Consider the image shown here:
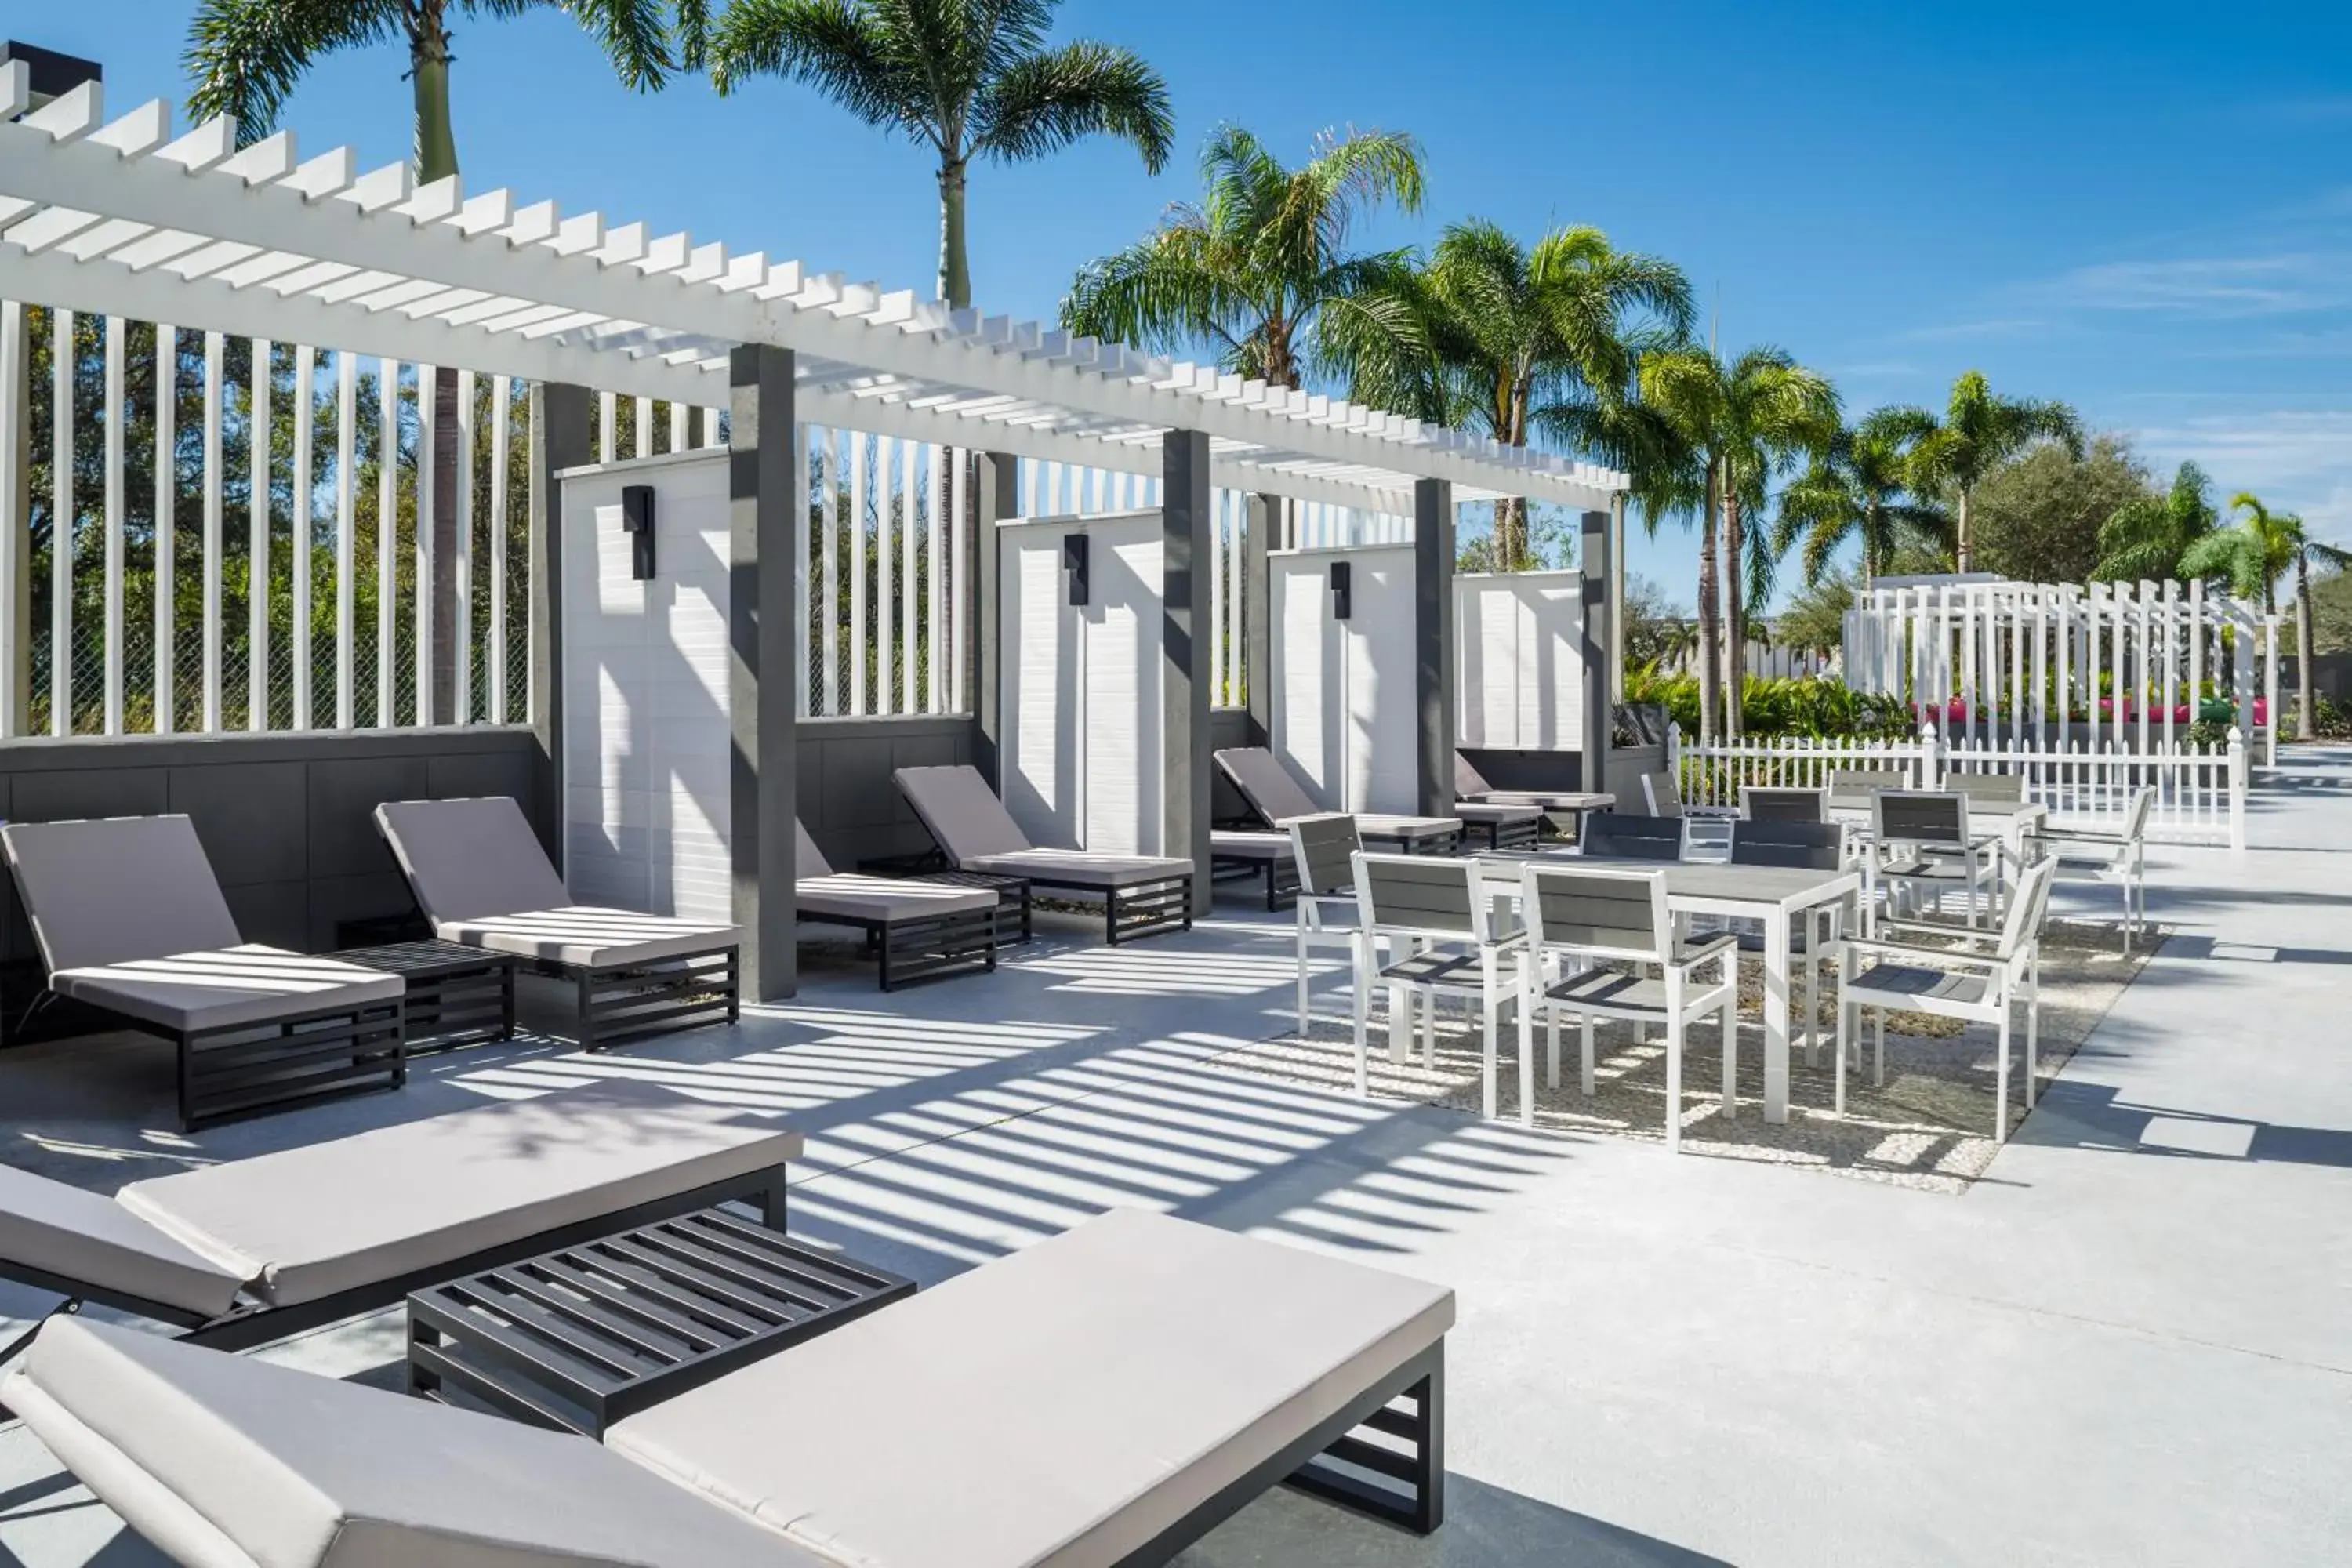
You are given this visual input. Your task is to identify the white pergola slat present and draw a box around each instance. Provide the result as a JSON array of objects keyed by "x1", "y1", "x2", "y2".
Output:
[{"x1": 0, "y1": 90, "x2": 1627, "y2": 515}]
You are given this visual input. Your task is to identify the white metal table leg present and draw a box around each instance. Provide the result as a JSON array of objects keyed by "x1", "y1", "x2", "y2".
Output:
[{"x1": 1762, "y1": 906, "x2": 1793, "y2": 1123}]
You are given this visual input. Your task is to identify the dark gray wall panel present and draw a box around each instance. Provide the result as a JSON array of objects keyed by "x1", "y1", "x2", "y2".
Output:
[
  {"x1": 170, "y1": 761, "x2": 308, "y2": 886},
  {"x1": 428, "y1": 747, "x2": 536, "y2": 804},
  {"x1": 798, "y1": 717, "x2": 977, "y2": 869},
  {"x1": 307, "y1": 756, "x2": 434, "y2": 879},
  {"x1": 223, "y1": 880, "x2": 310, "y2": 951},
  {"x1": 11, "y1": 765, "x2": 171, "y2": 824}
]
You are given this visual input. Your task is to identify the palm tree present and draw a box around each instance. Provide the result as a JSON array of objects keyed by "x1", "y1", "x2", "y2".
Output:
[
  {"x1": 2092, "y1": 461, "x2": 2219, "y2": 583},
  {"x1": 1775, "y1": 406, "x2": 1948, "y2": 589},
  {"x1": 187, "y1": 0, "x2": 704, "y2": 722},
  {"x1": 2183, "y1": 495, "x2": 2352, "y2": 738},
  {"x1": 1908, "y1": 370, "x2": 2083, "y2": 573},
  {"x1": 713, "y1": 0, "x2": 1171, "y2": 310},
  {"x1": 1639, "y1": 344, "x2": 1838, "y2": 738},
  {"x1": 1059, "y1": 125, "x2": 1426, "y2": 390}
]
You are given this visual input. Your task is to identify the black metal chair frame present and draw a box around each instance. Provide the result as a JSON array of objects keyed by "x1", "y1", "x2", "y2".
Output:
[
  {"x1": 896, "y1": 826, "x2": 1192, "y2": 946},
  {"x1": 820, "y1": 905, "x2": 998, "y2": 991},
  {"x1": 1210, "y1": 849, "x2": 1301, "y2": 911},
  {"x1": 547, "y1": 946, "x2": 739, "y2": 1054},
  {"x1": 78, "y1": 992, "x2": 412, "y2": 1134},
  {"x1": 1457, "y1": 814, "x2": 1539, "y2": 853},
  {"x1": 854, "y1": 854, "x2": 1036, "y2": 947}
]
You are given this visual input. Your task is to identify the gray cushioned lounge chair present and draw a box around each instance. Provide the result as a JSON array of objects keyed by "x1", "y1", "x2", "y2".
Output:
[
  {"x1": 0, "y1": 1082, "x2": 798, "y2": 1358},
  {"x1": 375, "y1": 797, "x2": 740, "y2": 1050},
  {"x1": 3, "y1": 1207, "x2": 1452, "y2": 1568},
  {"x1": 1213, "y1": 746, "x2": 1472, "y2": 855},
  {"x1": 891, "y1": 766, "x2": 1193, "y2": 944},
  {"x1": 794, "y1": 821, "x2": 997, "y2": 989},
  {"x1": 0, "y1": 815, "x2": 406, "y2": 1131},
  {"x1": 1207, "y1": 827, "x2": 1300, "y2": 910}
]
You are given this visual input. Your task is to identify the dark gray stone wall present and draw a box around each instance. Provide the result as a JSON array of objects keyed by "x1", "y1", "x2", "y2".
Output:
[
  {"x1": 0, "y1": 728, "x2": 543, "y2": 961},
  {"x1": 796, "y1": 716, "x2": 979, "y2": 870}
]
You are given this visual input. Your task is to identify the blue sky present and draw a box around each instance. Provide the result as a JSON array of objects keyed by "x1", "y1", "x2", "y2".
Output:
[{"x1": 35, "y1": 1, "x2": 2352, "y2": 607}]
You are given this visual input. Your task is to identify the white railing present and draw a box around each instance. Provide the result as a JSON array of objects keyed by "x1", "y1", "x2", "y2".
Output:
[{"x1": 1670, "y1": 721, "x2": 2248, "y2": 848}]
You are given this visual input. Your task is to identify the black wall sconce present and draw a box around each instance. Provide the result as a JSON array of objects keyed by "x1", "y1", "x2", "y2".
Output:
[
  {"x1": 1329, "y1": 560, "x2": 1352, "y2": 620},
  {"x1": 620, "y1": 485, "x2": 656, "y2": 581},
  {"x1": 1063, "y1": 532, "x2": 1090, "y2": 606}
]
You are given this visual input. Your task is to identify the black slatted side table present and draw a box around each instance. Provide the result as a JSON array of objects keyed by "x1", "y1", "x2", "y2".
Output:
[
  {"x1": 406, "y1": 1207, "x2": 915, "y2": 1436},
  {"x1": 330, "y1": 940, "x2": 517, "y2": 1055}
]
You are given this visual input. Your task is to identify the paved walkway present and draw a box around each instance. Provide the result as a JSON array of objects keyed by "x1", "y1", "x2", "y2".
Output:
[{"x1": 3, "y1": 750, "x2": 2348, "y2": 1566}]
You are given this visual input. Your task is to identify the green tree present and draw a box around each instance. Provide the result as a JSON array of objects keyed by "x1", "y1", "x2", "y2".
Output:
[
  {"x1": 2183, "y1": 495, "x2": 2352, "y2": 737},
  {"x1": 1330, "y1": 223, "x2": 1690, "y2": 569},
  {"x1": 1636, "y1": 343, "x2": 1838, "y2": 739},
  {"x1": 1966, "y1": 434, "x2": 2152, "y2": 584},
  {"x1": 1059, "y1": 125, "x2": 1425, "y2": 390},
  {"x1": 187, "y1": 0, "x2": 703, "y2": 721},
  {"x1": 2093, "y1": 460, "x2": 2220, "y2": 583},
  {"x1": 710, "y1": 0, "x2": 1171, "y2": 310},
  {"x1": 1908, "y1": 370, "x2": 2084, "y2": 573},
  {"x1": 1774, "y1": 405, "x2": 1947, "y2": 588},
  {"x1": 1773, "y1": 568, "x2": 1856, "y2": 656}
]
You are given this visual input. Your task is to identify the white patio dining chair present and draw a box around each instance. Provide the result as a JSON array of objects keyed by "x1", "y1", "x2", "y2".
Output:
[
  {"x1": 1349, "y1": 851, "x2": 1527, "y2": 1120},
  {"x1": 1286, "y1": 814, "x2": 1365, "y2": 1026},
  {"x1": 2026, "y1": 785, "x2": 2154, "y2": 953},
  {"x1": 1513, "y1": 863, "x2": 1738, "y2": 1149},
  {"x1": 1835, "y1": 854, "x2": 2058, "y2": 1143},
  {"x1": 1640, "y1": 769, "x2": 1737, "y2": 859},
  {"x1": 1865, "y1": 790, "x2": 2001, "y2": 931}
]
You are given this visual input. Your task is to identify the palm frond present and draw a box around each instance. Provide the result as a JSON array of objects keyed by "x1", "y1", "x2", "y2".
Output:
[
  {"x1": 184, "y1": 0, "x2": 400, "y2": 141},
  {"x1": 973, "y1": 38, "x2": 1171, "y2": 170},
  {"x1": 709, "y1": 0, "x2": 926, "y2": 139}
]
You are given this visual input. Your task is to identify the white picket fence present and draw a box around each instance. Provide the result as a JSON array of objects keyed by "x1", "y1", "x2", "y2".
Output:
[{"x1": 1669, "y1": 722, "x2": 2247, "y2": 848}]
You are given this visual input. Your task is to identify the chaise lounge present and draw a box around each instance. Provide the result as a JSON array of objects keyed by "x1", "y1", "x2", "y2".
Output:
[
  {"x1": 0, "y1": 815, "x2": 407, "y2": 1132},
  {"x1": 1214, "y1": 746, "x2": 1483, "y2": 855},
  {"x1": 0, "y1": 1081, "x2": 798, "y2": 1359},
  {"x1": 892, "y1": 765, "x2": 1195, "y2": 944},
  {"x1": 2, "y1": 1207, "x2": 1453, "y2": 1568},
  {"x1": 375, "y1": 797, "x2": 740, "y2": 1051},
  {"x1": 794, "y1": 821, "x2": 999, "y2": 989}
]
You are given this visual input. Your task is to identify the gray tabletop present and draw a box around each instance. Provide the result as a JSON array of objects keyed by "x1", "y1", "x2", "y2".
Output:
[{"x1": 1475, "y1": 854, "x2": 1856, "y2": 909}]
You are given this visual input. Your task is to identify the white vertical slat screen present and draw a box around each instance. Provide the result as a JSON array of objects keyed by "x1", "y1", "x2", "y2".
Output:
[
  {"x1": 102, "y1": 315, "x2": 125, "y2": 734},
  {"x1": 154, "y1": 325, "x2": 175, "y2": 734},
  {"x1": 376, "y1": 359, "x2": 397, "y2": 726},
  {"x1": 416, "y1": 362, "x2": 436, "y2": 727},
  {"x1": 50, "y1": 307, "x2": 73, "y2": 736},
  {"x1": 488, "y1": 373, "x2": 510, "y2": 726},
  {"x1": 245, "y1": 337, "x2": 269, "y2": 731},
  {"x1": 0, "y1": 303, "x2": 24, "y2": 739},
  {"x1": 334, "y1": 350, "x2": 357, "y2": 729},
  {"x1": 454, "y1": 368, "x2": 475, "y2": 725},
  {"x1": 292, "y1": 344, "x2": 313, "y2": 731},
  {"x1": 200, "y1": 329, "x2": 223, "y2": 733}
]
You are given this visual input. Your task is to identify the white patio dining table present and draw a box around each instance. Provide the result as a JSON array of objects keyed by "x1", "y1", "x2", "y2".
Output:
[{"x1": 1474, "y1": 854, "x2": 1862, "y2": 1125}]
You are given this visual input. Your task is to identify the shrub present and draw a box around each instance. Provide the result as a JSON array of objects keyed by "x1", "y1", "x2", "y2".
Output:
[{"x1": 1621, "y1": 668, "x2": 1918, "y2": 741}]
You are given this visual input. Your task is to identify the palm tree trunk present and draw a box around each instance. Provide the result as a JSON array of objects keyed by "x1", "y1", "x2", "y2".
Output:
[
  {"x1": 1955, "y1": 485, "x2": 1972, "y2": 574},
  {"x1": 1695, "y1": 466, "x2": 1722, "y2": 743},
  {"x1": 1722, "y1": 485, "x2": 1745, "y2": 739},
  {"x1": 2296, "y1": 553, "x2": 2314, "y2": 740},
  {"x1": 412, "y1": 16, "x2": 460, "y2": 721},
  {"x1": 938, "y1": 157, "x2": 971, "y2": 310}
]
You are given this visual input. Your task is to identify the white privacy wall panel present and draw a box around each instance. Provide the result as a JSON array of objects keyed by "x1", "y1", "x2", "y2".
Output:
[
  {"x1": 1455, "y1": 571, "x2": 1584, "y2": 749},
  {"x1": 560, "y1": 450, "x2": 735, "y2": 926},
  {"x1": 999, "y1": 510, "x2": 1165, "y2": 855},
  {"x1": 1270, "y1": 545, "x2": 1417, "y2": 815}
]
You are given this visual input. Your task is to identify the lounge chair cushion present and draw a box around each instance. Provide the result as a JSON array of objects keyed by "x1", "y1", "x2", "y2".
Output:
[
  {"x1": 0, "y1": 1316, "x2": 818, "y2": 1568},
  {"x1": 608, "y1": 1207, "x2": 1454, "y2": 1568},
  {"x1": 892, "y1": 765, "x2": 1034, "y2": 862},
  {"x1": 435, "y1": 906, "x2": 742, "y2": 969},
  {"x1": 795, "y1": 874, "x2": 996, "y2": 926},
  {"x1": 1454, "y1": 802, "x2": 1541, "y2": 827},
  {"x1": 113, "y1": 1083, "x2": 801, "y2": 1308},
  {"x1": 960, "y1": 849, "x2": 1194, "y2": 889},
  {"x1": 1208, "y1": 829, "x2": 1290, "y2": 861},
  {"x1": 51, "y1": 946, "x2": 404, "y2": 1034},
  {"x1": 0, "y1": 1166, "x2": 245, "y2": 1320},
  {"x1": 373, "y1": 797, "x2": 572, "y2": 923},
  {"x1": 1, "y1": 815, "x2": 242, "y2": 975},
  {"x1": 1212, "y1": 746, "x2": 1325, "y2": 822},
  {"x1": 793, "y1": 819, "x2": 833, "y2": 879},
  {"x1": 1354, "y1": 814, "x2": 1462, "y2": 841}
]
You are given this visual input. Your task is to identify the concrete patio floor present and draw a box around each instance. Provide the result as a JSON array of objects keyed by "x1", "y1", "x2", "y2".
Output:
[{"x1": 4, "y1": 750, "x2": 2349, "y2": 1567}]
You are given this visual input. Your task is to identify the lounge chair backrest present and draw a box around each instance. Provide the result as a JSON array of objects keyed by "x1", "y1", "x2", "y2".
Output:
[
  {"x1": 0, "y1": 815, "x2": 241, "y2": 975},
  {"x1": 891, "y1": 765, "x2": 1033, "y2": 862},
  {"x1": 0, "y1": 1163, "x2": 248, "y2": 1319},
  {"x1": 1214, "y1": 746, "x2": 1323, "y2": 823},
  {"x1": 1828, "y1": 768, "x2": 1911, "y2": 799},
  {"x1": 1454, "y1": 753, "x2": 1494, "y2": 798},
  {"x1": 1872, "y1": 790, "x2": 1970, "y2": 850},
  {"x1": 1518, "y1": 864, "x2": 1670, "y2": 964},
  {"x1": 1351, "y1": 851, "x2": 1491, "y2": 943},
  {"x1": 1639, "y1": 770, "x2": 1684, "y2": 818},
  {"x1": 1947, "y1": 771, "x2": 2025, "y2": 806},
  {"x1": 794, "y1": 818, "x2": 833, "y2": 879},
  {"x1": 1731, "y1": 819, "x2": 1844, "y2": 870},
  {"x1": 1995, "y1": 855, "x2": 2059, "y2": 960},
  {"x1": 1287, "y1": 814, "x2": 1361, "y2": 897},
  {"x1": 1742, "y1": 786, "x2": 1827, "y2": 824},
  {"x1": 374, "y1": 797, "x2": 571, "y2": 924},
  {"x1": 0, "y1": 1316, "x2": 823, "y2": 1568},
  {"x1": 1579, "y1": 812, "x2": 1683, "y2": 862}
]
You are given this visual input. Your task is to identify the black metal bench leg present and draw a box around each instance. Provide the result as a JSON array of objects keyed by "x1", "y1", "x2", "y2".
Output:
[{"x1": 1286, "y1": 1347, "x2": 1445, "y2": 1535}]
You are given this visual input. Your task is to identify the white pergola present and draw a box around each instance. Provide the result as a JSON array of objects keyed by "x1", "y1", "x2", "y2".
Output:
[{"x1": 0, "y1": 74, "x2": 1628, "y2": 516}]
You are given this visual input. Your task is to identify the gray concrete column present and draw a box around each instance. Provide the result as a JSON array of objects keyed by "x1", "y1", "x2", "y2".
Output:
[
  {"x1": 527, "y1": 382, "x2": 592, "y2": 861},
  {"x1": 1581, "y1": 508, "x2": 1615, "y2": 791},
  {"x1": 971, "y1": 452, "x2": 1018, "y2": 786},
  {"x1": 729, "y1": 344, "x2": 797, "y2": 1001},
  {"x1": 1414, "y1": 477, "x2": 1457, "y2": 818},
  {"x1": 1164, "y1": 430, "x2": 1214, "y2": 913},
  {"x1": 1243, "y1": 493, "x2": 1276, "y2": 743}
]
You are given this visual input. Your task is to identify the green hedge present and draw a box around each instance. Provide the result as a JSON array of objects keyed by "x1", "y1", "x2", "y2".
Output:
[{"x1": 1624, "y1": 669, "x2": 1917, "y2": 741}]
